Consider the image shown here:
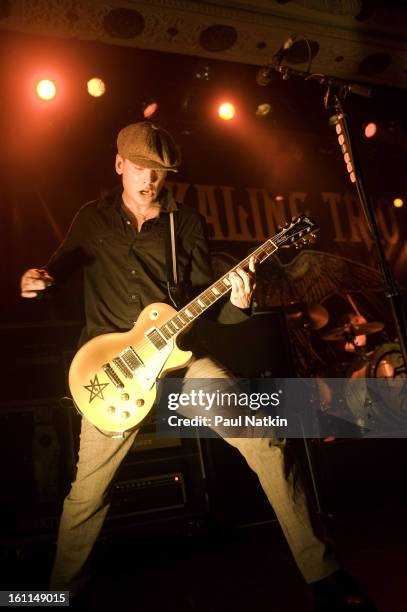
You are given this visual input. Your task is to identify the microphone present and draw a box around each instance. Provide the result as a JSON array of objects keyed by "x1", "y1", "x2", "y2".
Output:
[
  {"x1": 346, "y1": 83, "x2": 372, "y2": 98},
  {"x1": 256, "y1": 35, "x2": 297, "y2": 86}
]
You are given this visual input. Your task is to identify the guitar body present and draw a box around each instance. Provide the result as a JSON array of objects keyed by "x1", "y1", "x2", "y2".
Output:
[{"x1": 69, "y1": 302, "x2": 193, "y2": 433}]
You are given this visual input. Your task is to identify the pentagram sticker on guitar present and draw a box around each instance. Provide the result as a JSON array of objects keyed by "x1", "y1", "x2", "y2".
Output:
[{"x1": 84, "y1": 374, "x2": 109, "y2": 403}]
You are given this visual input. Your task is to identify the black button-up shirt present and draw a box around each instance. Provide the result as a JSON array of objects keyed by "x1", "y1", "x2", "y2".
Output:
[{"x1": 46, "y1": 186, "x2": 247, "y2": 346}]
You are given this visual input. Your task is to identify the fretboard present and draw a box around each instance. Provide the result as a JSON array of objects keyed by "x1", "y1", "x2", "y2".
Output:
[{"x1": 158, "y1": 238, "x2": 278, "y2": 340}]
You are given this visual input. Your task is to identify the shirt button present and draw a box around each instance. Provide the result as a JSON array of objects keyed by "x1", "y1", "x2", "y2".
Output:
[
  {"x1": 131, "y1": 295, "x2": 137, "y2": 300},
  {"x1": 131, "y1": 270, "x2": 136, "y2": 275}
]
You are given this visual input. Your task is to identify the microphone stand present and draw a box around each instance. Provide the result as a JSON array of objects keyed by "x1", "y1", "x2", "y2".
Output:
[{"x1": 271, "y1": 62, "x2": 407, "y2": 370}]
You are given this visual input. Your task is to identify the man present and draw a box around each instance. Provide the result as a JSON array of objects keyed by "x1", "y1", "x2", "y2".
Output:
[{"x1": 21, "y1": 122, "x2": 375, "y2": 611}]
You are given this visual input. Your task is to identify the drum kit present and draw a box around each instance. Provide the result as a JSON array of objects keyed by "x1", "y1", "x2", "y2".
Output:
[
  {"x1": 285, "y1": 300, "x2": 405, "y2": 378},
  {"x1": 285, "y1": 299, "x2": 407, "y2": 433}
]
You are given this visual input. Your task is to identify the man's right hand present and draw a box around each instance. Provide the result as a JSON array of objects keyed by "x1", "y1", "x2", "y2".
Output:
[{"x1": 20, "y1": 268, "x2": 55, "y2": 298}]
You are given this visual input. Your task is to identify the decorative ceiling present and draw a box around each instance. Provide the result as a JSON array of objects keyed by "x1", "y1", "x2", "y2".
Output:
[{"x1": 1, "y1": 0, "x2": 406, "y2": 89}]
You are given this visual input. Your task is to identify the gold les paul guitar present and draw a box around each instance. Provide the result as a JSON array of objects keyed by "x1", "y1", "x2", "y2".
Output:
[{"x1": 69, "y1": 215, "x2": 318, "y2": 434}]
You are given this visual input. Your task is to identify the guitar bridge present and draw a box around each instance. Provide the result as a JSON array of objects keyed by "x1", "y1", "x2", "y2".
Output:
[{"x1": 121, "y1": 347, "x2": 143, "y2": 371}]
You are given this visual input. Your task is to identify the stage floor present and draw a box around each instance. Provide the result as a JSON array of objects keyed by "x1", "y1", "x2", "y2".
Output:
[{"x1": 2, "y1": 504, "x2": 406, "y2": 611}]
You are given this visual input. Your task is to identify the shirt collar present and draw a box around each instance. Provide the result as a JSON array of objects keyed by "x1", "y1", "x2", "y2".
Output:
[
  {"x1": 159, "y1": 187, "x2": 178, "y2": 212},
  {"x1": 98, "y1": 185, "x2": 178, "y2": 213}
]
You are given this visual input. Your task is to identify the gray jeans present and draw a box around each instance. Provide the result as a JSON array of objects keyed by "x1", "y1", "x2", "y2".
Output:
[{"x1": 50, "y1": 357, "x2": 339, "y2": 594}]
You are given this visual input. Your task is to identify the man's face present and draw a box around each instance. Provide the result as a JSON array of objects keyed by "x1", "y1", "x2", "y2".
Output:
[{"x1": 115, "y1": 155, "x2": 167, "y2": 206}]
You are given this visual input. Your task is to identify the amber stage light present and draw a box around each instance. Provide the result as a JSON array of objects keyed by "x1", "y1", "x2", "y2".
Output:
[
  {"x1": 218, "y1": 102, "x2": 235, "y2": 120},
  {"x1": 36, "y1": 79, "x2": 57, "y2": 101},
  {"x1": 87, "y1": 77, "x2": 106, "y2": 97}
]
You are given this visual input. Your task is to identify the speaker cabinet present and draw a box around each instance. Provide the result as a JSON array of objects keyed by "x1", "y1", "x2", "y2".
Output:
[
  {"x1": 103, "y1": 426, "x2": 208, "y2": 535},
  {"x1": 201, "y1": 437, "x2": 277, "y2": 527},
  {"x1": 193, "y1": 308, "x2": 296, "y2": 377},
  {"x1": 0, "y1": 399, "x2": 75, "y2": 543}
]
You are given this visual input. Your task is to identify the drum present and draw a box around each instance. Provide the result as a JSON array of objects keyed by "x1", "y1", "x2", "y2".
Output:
[
  {"x1": 366, "y1": 342, "x2": 407, "y2": 378},
  {"x1": 345, "y1": 343, "x2": 407, "y2": 432}
]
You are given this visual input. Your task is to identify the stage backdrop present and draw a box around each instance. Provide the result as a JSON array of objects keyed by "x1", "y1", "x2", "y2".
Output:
[{"x1": 1, "y1": 33, "x2": 406, "y2": 336}]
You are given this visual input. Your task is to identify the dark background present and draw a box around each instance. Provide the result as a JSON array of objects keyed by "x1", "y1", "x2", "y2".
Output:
[{"x1": 1, "y1": 30, "x2": 406, "y2": 330}]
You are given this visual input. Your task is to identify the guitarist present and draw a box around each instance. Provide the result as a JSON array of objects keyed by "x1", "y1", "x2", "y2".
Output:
[{"x1": 20, "y1": 121, "x2": 376, "y2": 611}]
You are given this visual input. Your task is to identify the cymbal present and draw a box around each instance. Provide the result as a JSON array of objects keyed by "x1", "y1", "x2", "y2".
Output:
[
  {"x1": 322, "y1": 321, "x2": 384, "y2": 341},
  {"x1": 286, "y1": 303, "x2": 329, "y2": 331}
]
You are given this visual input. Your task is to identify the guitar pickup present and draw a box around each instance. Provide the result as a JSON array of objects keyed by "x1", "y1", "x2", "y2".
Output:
[
  {"x1": 145, "y1": 328, "x2": 168, "y2": 351},
  {"x1": 102, "y1": 363, "x2": 124, "y2": 389},
  {"x1": 113, "y1": 357, "x2": 133, "y2": 379}
]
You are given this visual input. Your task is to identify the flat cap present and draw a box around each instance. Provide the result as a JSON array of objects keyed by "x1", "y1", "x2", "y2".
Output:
[{"x1": 117, "y1": 121, "x2": 181, "y2": 172}]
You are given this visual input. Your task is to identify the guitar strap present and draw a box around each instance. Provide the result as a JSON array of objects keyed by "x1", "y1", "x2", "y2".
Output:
[{"x1": 164, "y1": 211, "x2": 183, "y2": 308}]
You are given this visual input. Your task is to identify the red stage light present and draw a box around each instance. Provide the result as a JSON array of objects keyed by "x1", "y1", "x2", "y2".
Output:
[
  {"x1": 364, "y1": 122, "x2": 377, "y2": 138},
  {"x1": 143, "y1": 102, "x2": 159, "y2": 118},
  {"x1": 218, "y1": 102, "x2": 235, "y2": 120}
]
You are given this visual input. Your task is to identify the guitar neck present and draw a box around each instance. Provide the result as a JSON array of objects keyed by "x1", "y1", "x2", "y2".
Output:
[{"x1": 158, "y1": 238, "x2": 278, "y2": 341}]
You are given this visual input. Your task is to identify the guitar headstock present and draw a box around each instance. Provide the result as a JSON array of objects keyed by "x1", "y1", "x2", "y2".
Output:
[{"x1": 274, "y1": 215, "x2": 319, "y2": 249}]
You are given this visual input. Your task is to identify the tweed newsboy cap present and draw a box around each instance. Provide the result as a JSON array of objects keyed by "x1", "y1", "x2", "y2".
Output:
[{"x1": 117, "y1": 121, "x2": 181, "y2": 172}]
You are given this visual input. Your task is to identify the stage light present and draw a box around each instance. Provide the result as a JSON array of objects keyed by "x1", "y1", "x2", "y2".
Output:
[
  {"x1": 256, "y1": 103, "x2": 271, "y2": 116},
  {"x1": 329, "y1": 115, "x2": 340, "y2": 127},
  {"x1": 364, "y1": 122, "x2": 377, "y2": 138},
  {"x1": 143, "y1": 99, "x2": 159, "y2": 118},
  {"x1": 36, "y1": 79, "x2": 56, "y2": 101},
  {"x1": 218, "y1": 102, "x2": 235, "y2": 120},
  {"x1": 87, "y1": 77, "x2": 106, "y2": 97},
  {"x1": 393, "y1": 197, "x2": 404, "y2": 208}
]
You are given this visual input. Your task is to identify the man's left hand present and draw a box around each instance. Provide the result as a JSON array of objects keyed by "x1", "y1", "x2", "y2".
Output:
[{"x1": 229, "y1": 256, "x2": 256, "y2": 309}]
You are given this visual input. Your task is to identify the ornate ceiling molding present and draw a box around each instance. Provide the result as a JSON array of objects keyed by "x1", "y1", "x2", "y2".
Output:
[{"x1": 1, "y1": 0, "x2": 406, "y2": 88}]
